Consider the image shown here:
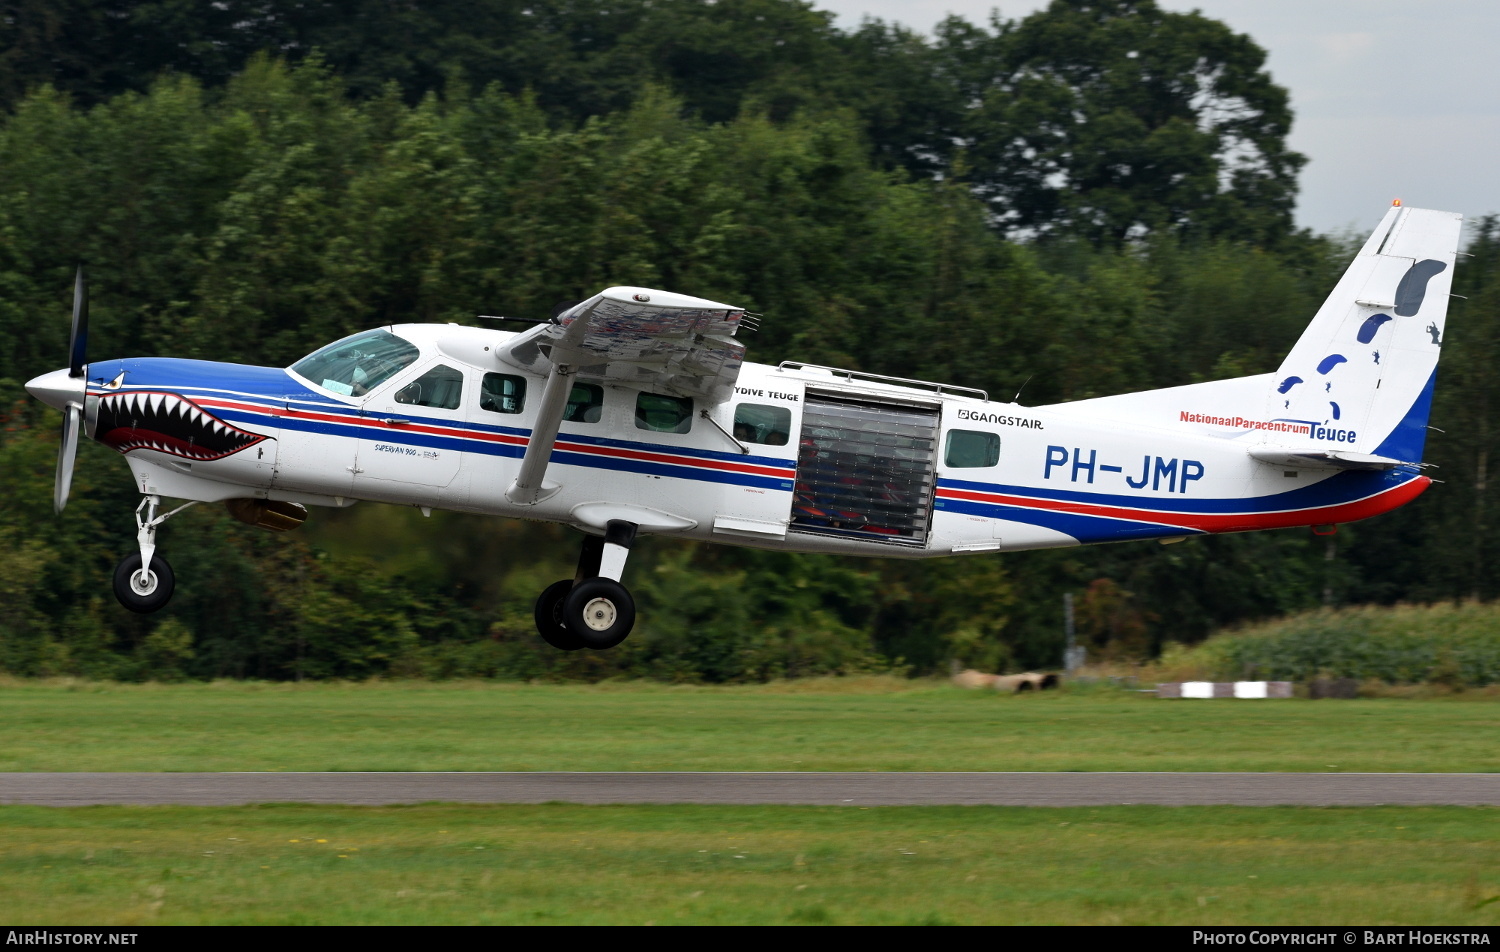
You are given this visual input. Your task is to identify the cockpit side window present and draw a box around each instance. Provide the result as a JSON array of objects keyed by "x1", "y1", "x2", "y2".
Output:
[
  {"x1": 291, "y1": 330, "x2": 420, "y2": 397},
  {"x1": 395, "y1": 364, "x2": 464, "y2": 410}
]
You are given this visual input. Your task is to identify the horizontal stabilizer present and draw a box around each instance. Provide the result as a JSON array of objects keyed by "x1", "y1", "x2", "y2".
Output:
[{"x1": 1248, "y1": 445, "x2": 1418, "y2": 471}]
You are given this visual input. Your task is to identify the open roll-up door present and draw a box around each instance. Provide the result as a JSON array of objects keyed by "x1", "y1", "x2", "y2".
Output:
[{"x1": 791, "y1": 394, "x2": 939, "y2": 547}]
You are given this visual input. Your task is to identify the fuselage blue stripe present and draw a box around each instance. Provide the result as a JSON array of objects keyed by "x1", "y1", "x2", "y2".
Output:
[
  {"x1": 180, "y1": 394, "x2": 797, "y2": 474},
  {"x1": 557, "y1": 431, "x2": 794, "y2": 469},
  {"x1": 937, "y1": 497, "x2": 1194, "y2": 542},
  {"x1": 94, "y1": 357, "x2": 801, "y2": 474},
  {"x1": 551, "y1": 451, "x2": 794, "y2": 491},
  {"x1": 216, "y1": 403, "x2": 791, "y2": 485},
  {"x1": 938, "y1": 468, "x2": 1420, "y2": 516}
]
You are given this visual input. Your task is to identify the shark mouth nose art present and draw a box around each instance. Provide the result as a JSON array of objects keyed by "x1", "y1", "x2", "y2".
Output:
[{"x1": 95, "y1": 391, "x2": 267, "y2": 461}]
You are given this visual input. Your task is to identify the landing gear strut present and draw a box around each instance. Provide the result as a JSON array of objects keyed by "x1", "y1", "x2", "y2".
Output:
[
  {"x1": 533, "y1": 520, "x2": 638, "y2": 650},
  {"x1": 111, "y1": 495, "x2": 196, "y2": 613}
]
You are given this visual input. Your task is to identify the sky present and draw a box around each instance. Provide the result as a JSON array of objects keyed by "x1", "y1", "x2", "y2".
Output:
[{"x1": 813, "y1": 0, "x2": 1500, "y2": 240}]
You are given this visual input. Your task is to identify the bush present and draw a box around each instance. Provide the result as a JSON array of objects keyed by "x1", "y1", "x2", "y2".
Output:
[{"x1": 1157, "y1": 602, "x2": 1500, "y2": 687}]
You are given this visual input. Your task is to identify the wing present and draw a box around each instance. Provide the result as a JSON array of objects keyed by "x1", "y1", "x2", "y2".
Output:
[
  {"x1": 500, "y1": 286, "x2": 749, "y2": 403},
  {"x1": 499, "y1": 286, "x2": 752, "y2": 506}
]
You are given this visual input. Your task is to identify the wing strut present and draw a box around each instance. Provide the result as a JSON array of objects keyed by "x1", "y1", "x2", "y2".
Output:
[{"x1": 506, "y1": 360, "x2": 576, "y2": 506}]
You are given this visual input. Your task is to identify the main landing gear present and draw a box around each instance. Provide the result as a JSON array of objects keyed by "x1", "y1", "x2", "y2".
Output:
[
  {"x1": 534, "y1": 519, "x2": 638, "y2": 651},
  {"x1": 112, "y1": 495, "x2": 196, "y2": 613}
]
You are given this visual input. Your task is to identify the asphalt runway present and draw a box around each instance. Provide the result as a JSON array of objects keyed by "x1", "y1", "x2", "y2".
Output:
[{"x1": 2, "y1": 772, "x2": 1498, "y2": 807}]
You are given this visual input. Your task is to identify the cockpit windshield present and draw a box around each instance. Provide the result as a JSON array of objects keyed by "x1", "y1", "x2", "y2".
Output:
[{"x1": 290, "y1": 330, "x2": 420, "y2": 397}]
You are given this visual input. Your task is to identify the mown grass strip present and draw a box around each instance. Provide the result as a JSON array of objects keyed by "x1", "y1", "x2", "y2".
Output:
[
  {"x1": 2, "y1": 678, "x2": 1498, "y2": 774},
  {"x1": 2, "y1": 803, "x2": 1497, "y2": 925}
]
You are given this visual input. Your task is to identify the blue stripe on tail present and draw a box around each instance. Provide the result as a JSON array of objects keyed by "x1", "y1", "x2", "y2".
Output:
[{"x1": 1373, "y1": 367, "x2": 1438, "y2": 463}]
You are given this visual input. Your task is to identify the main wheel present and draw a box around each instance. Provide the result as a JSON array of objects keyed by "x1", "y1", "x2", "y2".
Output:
[
  {"x1": 112, "y1": 552, "x2": 175, "y2": 614},
  {"x1": 562, "y1": 577, "x2": 635, "y2": 650},
  {"x1": 533, "y1": 579, "x2": 585, "y2": 651}
]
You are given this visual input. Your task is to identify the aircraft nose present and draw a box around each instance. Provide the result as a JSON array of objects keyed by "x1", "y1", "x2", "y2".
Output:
[{"x1": 25, "y1": 368, "x2": 86, "y2": 411}]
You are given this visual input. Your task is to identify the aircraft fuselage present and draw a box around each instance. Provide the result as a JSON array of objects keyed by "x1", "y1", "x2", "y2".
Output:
[{"x1": 61, "y1": 321, "x2": 1427, "y2": 560}]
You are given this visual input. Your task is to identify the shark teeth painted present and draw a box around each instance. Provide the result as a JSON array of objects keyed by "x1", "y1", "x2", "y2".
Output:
[{"x1": 95, "y1": 391, "x2": 267, "y2": 461}]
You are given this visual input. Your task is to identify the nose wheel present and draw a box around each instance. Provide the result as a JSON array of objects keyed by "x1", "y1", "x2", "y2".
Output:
[
  {"x1": 112, "y1": 551, "x2": 175, "y2": 614},
  {"x1": 532, "y1": 520, "x2": 638, "y2": 651},
  {"x1": 111, "y1": 494, "x2": 196, "y2": 614}
]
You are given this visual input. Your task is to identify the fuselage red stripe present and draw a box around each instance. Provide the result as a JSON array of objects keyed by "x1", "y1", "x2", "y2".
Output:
[
  {"x1": 553, "y1": 439, "x2": 792, "y2": 478},
  {"x1": 191, "y1": 395, "x2": 795, "y2": 477},
  {"x1": 936, "y1": 477, "x2": 1429, "y2": 532}
]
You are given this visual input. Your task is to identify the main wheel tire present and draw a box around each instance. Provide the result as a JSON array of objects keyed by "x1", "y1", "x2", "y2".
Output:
[
  {"x1": 112, "y1": 552, "x2": 175, "y2": 614},
  {"x1": 533, "y1": 579, "x2": 585, "y2": 651},
  {"x1": 562, "y1": 577, "x2": 635, "y2": 650}
]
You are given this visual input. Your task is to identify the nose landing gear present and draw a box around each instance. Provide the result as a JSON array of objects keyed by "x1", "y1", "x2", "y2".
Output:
[
  {"x1": 111, "y1": 495, "x2": 196, "y2": 613},
  {"x1": 533, "y1": 519, "x2": 638, "y2": 650}
]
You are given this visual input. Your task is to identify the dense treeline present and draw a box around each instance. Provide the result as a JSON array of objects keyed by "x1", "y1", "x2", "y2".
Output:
[
  {"x1": 2, "y1": 0, "x2": 1300, "y2": 244},
  {"x1": 0, "y1": 1, "x2": 1495, "y2": 682}
]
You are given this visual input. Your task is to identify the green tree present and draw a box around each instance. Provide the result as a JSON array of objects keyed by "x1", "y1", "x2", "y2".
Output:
[{"x1": 931, "y1": 0, "x2": 1304, "y2": 245}]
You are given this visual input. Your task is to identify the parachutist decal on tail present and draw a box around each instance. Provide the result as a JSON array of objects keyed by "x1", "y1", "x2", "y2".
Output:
[{"x1": 26, "y1": 202, "x2": 1464, "y2": 650}]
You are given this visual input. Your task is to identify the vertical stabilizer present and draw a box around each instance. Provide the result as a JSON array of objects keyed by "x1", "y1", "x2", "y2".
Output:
[{"x1": 1265, "y1": 204, "x2": 1462, "y2": 463}]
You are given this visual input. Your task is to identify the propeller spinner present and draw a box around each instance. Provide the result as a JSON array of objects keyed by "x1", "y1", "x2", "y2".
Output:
[{"x1": 24, "y1": 265, "x2": 90, "y2": 512}]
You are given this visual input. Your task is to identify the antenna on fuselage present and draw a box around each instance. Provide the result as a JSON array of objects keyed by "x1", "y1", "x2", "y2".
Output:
[
  {"x1": 475, "y1": 315, "x2": 555, "y2": 326},
  {"x1": 1012, "y1": 374, "x2": 1034, "y2": 404}
]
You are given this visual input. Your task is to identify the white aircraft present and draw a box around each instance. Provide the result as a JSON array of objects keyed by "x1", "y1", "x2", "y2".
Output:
[{"x1": 26, "y1": 202, "x2": 1462, "y2": 650}]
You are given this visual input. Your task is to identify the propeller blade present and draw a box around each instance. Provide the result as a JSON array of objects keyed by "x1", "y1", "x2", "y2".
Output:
[
  {"x1": 69, "y1": 264, "x2": 88, "y2": 379},
  {"x1": 55, "y1": 403, "x2": 80, "y2": 513}
]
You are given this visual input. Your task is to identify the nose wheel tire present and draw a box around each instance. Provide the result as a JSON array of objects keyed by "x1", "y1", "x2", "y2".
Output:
[
  {"x1": 112, "y1": 552, "x2": 175, "y2": 614},
  {"x1": 563, "y1": 578, "x2": 635, "y2": 650},
  {"x1": 533, "y1": 579, "x2": 585, "y2": 651}
]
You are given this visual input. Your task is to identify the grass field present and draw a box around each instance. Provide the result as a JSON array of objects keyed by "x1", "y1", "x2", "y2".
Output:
[
  {"x1": 2, "y1": 803, "x2": 1497, "y2": 925},
  {"x1": 5, "y1": 678, "x2": 1497, "y2": 924},
  {"x1": 1, "y1": 677, "x2": 1497, "y2": 773}
]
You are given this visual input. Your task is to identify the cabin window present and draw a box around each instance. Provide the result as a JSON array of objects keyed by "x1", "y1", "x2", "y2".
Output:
[
  {"x1": 635, "y1": 392, "x2": 693, "y2": 434},
  {"x1": 290, "y1": 329, "x2": 420, "y2": 397},
  {"x1": 480, "y1": 373, "x2": 526, "y2": 414},
  {"x1": 395, "y1": 364, "x2": 464, "y2": 410},
  {"x1": 565, "y1": 383, "x2": 604, "y2": 423},
  {"x1": 945, "y1": 429, "x2": 1000, "y2": 468},
  {"x1": 733, "y1": 404, "x2": 791, "y2": 446}
]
